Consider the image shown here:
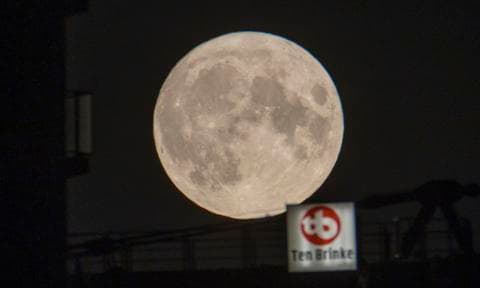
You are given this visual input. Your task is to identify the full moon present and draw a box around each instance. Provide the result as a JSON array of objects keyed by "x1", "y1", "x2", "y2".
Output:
[{"x1": 153, "y1": 32, "x2": 343, "y2": 219}]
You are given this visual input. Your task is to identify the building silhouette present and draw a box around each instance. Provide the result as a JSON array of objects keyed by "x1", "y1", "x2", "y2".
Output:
[{"x1": 3, "y1": 2, "x2": 90, "y2": 287}]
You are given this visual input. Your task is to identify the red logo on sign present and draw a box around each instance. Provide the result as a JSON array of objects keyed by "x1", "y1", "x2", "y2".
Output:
[{"x1": 301, "y1": 205, "x2": 341, "y2": 245}]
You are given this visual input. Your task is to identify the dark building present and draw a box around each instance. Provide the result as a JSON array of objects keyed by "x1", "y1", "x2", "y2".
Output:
[{"x1": 3, "y1": 2, "x2": 89, "y2": 287}]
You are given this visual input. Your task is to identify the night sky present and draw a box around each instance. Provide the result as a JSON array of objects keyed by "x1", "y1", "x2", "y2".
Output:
[{"x1": 65, "y1": 1, "x2": 480, "y2": 235}]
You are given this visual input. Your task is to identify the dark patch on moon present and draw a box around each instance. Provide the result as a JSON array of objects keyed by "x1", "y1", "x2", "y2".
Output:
[
  {"x1": 271, "y1": 98, "x2": 307, "y2": 144},
  {"x1": 219, "y1": 109, "x2": 261, "y2": 143},
  {"x1": 188, "y1": 143, "x2": 243, "y2": 192},
  {"x1": 186, "y1": 63, "x2": 239, "y2": 116},
  {"x1": 240, "y1": 105, "x2": 263, "y2": 124},
  {"x1": 311, "y1": 84, "x2": 328, "y2": 106},
  {"x1": 250, "y1": 76, "x2": 308, "y2": 144},
  {"x1": 190, "y1": 169, "x2": 207, "y2": 186},
  {"x1": 250, "y1": 76, "x2": 285, "y2": 108},
  {"x1": 309, "y1": 115, "x2": 330, "y2": 147},
  {"x1": 217, "y1": 149, "x2": 242, "y2": 184},
  {"x1": 294, "y1": 145, "x2": 308, "y2": 160}
]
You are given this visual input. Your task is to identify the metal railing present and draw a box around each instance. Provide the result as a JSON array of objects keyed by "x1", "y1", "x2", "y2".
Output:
[{"x1": 66, "y1": 215, "x2": 466, "y2": 275}]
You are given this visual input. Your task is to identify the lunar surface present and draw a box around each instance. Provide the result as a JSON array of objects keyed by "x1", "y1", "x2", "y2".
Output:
[{"x1": 153, "y1": 32, "x2": 343, "y2": 219}]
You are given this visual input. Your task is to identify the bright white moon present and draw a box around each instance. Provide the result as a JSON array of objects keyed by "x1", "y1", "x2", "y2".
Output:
[{"x1": 153, "y1": 32, "x2": 343, "y2": 219}]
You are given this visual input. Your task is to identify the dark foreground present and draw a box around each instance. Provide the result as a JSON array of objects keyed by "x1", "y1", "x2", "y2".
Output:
[{"x1": 70, "y1": 256, "x2": 479, "y2": 288}]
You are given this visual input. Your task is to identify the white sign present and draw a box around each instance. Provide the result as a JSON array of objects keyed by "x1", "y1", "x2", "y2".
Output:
[{"x1": 287, "y1": 202, "x2": 357, "y2": 272}]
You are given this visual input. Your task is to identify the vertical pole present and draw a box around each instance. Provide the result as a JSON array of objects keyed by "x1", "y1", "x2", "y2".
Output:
[
  {"x1": 182, "y1": 237, "x2": 195, "y2": 271},
  {"x1": 393, "y1": 217, "x2": 401, "y2": 259},
  {"x1": 382, "y1": 225, "x2": 391, "y2": 261},
  {"x1": 74, "y1": 92, "x2": 80, "y2": 154}
]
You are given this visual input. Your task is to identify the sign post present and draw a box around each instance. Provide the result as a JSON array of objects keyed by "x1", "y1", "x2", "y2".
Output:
[{"x1": 287, "y1": 202, "x2": 357, "y2": 272}]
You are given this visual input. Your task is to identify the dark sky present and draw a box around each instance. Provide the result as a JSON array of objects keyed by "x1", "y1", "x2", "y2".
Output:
[{"x1": 65, "y1": 1, "x2": 480, "y2": 233}]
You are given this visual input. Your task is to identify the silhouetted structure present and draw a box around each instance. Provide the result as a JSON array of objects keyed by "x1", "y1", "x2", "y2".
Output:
[
  {"x1": 3, "y1": 2, "x2": 89, "y2": 287},
  {"x1": 358, "y1": 180, "x2": 479, "y2": 258},
  {"x1": 64, "y1": 197, "x2": 480, "y2": 287}
]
